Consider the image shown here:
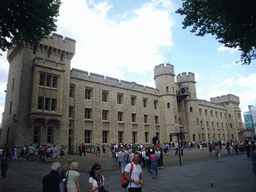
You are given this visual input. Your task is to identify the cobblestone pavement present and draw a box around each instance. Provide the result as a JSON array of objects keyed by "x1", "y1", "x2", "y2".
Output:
[{"x1": 0, "y1": 147, "x2": 255, "y2": 192}]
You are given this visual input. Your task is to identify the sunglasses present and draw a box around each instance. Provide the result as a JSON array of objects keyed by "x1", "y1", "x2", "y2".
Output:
[{"x1": 96, "y1": 167, "x2": 101, "y2": 170}]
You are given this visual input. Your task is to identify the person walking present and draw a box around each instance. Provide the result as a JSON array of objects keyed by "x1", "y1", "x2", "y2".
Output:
[
  {"x1": 208, "y1": 143, "x2": 213, "y2": 155},
  {"x1": 102, "y1": 145, "x2": 106, "y2": 157},
  {"x1": 150, "y1": 150, "x2": 158, "y2": 178},
  {"x1": 226, "y1": 141, "x2": 231, "y2": 154},
  {"x1": 59, "y1": 145, "x2": 65, "y2": 158},
  {"x1": 96, "y1": 144, "x2": 100, "y2": 157},
  {"x1": 52, "y1": 145, "x2": 57, "y2": 159},
  {"x1": 60, "y1": 159, "x2": 74, "y2": 178},
  {"x1": 88, "y1": 163, "x2": 106, "y2": 192},
  {"x1": 124, "y1": 152, "x2": 144, "y2": 192},
  {"x1": 1, "y1": 146, "x2": 11, "y2": 183},
  {"x1": 215, "y1": 144, "x2": 221, "y2": 162},
  {"x1": 12, "y1": 148, "x2": 18, "y2": 161},
  {"x1": 175, "y1": 142, "x2": 179, "y2": 155},
  {"x1": 42, "y1": 162, "x2": 63, "y2": 192},
  {"x1": 119, "y1": 148, "x2": 128, "y2": 174},
  {"x1": 66, "y1": 162, "x2": 81, "y2": 192},
  {"x1": 82, "y1": 143, "x2": 86, "y2": 156}
]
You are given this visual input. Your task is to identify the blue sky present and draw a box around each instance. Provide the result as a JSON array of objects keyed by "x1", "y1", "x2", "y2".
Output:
[{"x1": 0, "y1": 0, "x2": 255, "y2": 123}]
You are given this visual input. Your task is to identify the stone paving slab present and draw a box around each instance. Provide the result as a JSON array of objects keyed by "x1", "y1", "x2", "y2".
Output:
[{"x1": 1, "y1": 148, "x2": 255, "y2": 191}]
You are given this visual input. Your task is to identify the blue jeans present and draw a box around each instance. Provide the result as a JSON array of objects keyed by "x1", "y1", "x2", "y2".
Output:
[
  {"x1": 175, "y1": 148, "x2": 178, "y2": 155},
  {"x1": 151, "y1": 160, "x2": 158, "y2": 176},
  {"x1": 121, "y1": 162, "x2": 127, "y2": 174}
]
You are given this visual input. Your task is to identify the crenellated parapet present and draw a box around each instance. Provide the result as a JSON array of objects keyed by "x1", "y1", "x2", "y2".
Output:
[
  {"x1": 210, "y1": 94, "x2": 240, "y2": 104},
  {"x1": 176, "y1": 72, "x2": 196, "y2": 83},
  {"x1": 71, "y1": 68, "x2": 159, "y2": 95},
  {"x1": 198, "y1": 99, "x2": 227, "y2": 111},
  {"x1": 7, "y1": 33, "x2": 76, "y2": 62},
  {"x1": 154, "y1": 63, "x2": 175, "y2": 79}
]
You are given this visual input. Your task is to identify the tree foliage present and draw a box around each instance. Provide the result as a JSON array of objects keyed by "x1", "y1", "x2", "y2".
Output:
[
  {"x1": 0, "y1": 0, "x2": 61, "y2": 52},
  {"x1": 176, "y1": 0, "x2": 256, "y2": 65}
]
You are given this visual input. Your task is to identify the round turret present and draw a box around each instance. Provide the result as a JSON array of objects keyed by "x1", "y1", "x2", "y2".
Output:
[{"x1": 154, "y1": 63, "x2": 175, "y2": 79}]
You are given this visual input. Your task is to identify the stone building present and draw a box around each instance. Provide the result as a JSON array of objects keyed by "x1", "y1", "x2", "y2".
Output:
[{"x1": 1, "y1": 34, "x2": 244, "y2": 151}]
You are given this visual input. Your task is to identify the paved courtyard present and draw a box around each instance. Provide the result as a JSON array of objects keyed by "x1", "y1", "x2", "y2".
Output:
[{"x1": 0, "y1": 148, "x2": 255, "y2": 191}]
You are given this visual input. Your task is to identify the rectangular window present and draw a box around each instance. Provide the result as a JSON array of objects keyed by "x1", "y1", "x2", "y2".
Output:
[
  {"x1": 132, "y1": 113, "x2": 136, "y2": 122},
  {"x1": 102, "y1": 91, "x2": 108, "y2": 102},
  {"x1": 47, "y1": 126, "x2": 53, "y2": 143},
  {"x1": 39, "y1": 73, "x2": 45, "y2": 86},
  {"x1": 197, "y1": 118, "x2": 199, "y2": 125},
  {"x1": 85, "y1": 88, "x2": 92, "y2": 99},
  {"x1": 154, "y1": 100, "x2": 158, "y2": 109},
  {"x1": 85, "y1": 130, "x2": 91, "y2": 143},
  {"x1": 12, "y1": 78, "x2": 15, "y2": 92},
  {"x1": 38, "y1": 97, "x2": 44, "y2": 109},
  {"x1": 34, "y1": 126, "x2": 40, "y2": 143},
  {"x1": 70, "y1": 85, "x2": 75, "y2": 97},
  {"x1": 102, "y1": 131, "x2": 108, "y2": 143},
  {"x1": 132, "y1": 132, "x2": 137, "y2": 143},
  {"x1": 144, "y1": 115, "x2": 148, "y2": 123},
  {"x1": 178, "y1": 118, "x2": 182, "y2": 125},
  {"x1": 155, "y1": 116, "x2": 159, "y2": 124},
  {"x1": 45, "y1": 98, "x2": 50, "y2": 110},
  {"x1": 9, "y1": 101, "x2": 12, "y2": 116},
  {"x1": 205, "y1": 110, "x2": 207, "y2": 116},
  {"x1": 131, "y1": 96, "x2": 136, "y2": 106},
  {"x1": 46, "y1": 74, "x2": 51, "y2": 87},
  {"x1": 156, "y1": 132, "x2": 159, "y2": 140},
  {"x1": 230, "y1": 123, "x2": 232, "y2": 128},
  {"x1": 145, "y1": 132, "x2": 149, "y2": 143},
  {"x1": 69, "y1": 106, "x2": 74, "y2": 118},
  {"x1": 210, "y1": 110, "x2": 213, "y2": 117},
  {"x1": 85, "y1": 108, "x2": 92, "y2": 119},
  {"x1": 102, "y1": 110, "x2": 108, "y2": 120},
  {"x1": 51, "y1": 99, "x2": 57, "y2": 111},
  {"x1": 118, "y1": 112, "x2": 123, "y2": 121},
  {"x1": 118, "y1": 131, "x2": 123, "y2": 144},
  {"x1": 199, "y1": 108, "x2": 202, "y2": 115},
  {"x1": 117, "y1": 94, "x2": 123, "y2": 104},
  {"x1": 52, "y1": 76, "x2": 58, "y2": 88},
  {"x1": 143, "y1": 98, "x2": 148, "y2": 108}
]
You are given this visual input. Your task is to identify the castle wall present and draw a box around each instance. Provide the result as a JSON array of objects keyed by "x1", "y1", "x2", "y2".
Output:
[{"x1": 1, "y1": 35, "x2": 244, "y2": 150}]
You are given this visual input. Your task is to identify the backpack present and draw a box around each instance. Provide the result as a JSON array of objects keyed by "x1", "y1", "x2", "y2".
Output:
[{"x1": 121, "y1": 163, "x2": 134, "y2": 188}]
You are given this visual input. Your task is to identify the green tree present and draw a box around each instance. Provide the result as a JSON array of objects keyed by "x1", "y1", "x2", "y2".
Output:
[
  {"x1": 176, "y1": 0, "x2": 256, "y2": 65},
  {"x1": 0, "y1": 0, "x2": 61, "y2": 52}
]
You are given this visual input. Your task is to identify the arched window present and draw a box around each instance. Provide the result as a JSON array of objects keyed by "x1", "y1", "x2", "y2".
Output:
[
  {"x1": 167, "y1": 102, "x2": 170, "y2": 108},
  {"x1": 166, "y1": 86, "x2": 168, "y2": 92},
  {"x1": 193, "y1": 134, "x2": 195, "y2": 142}
]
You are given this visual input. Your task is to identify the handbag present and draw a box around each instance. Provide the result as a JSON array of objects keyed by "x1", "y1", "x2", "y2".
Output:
[
  {"x1": 64, "y1": 171, "x2": 69, "y2": 192},
  {"x1": 121, "y1": 163, "x2": 134, "y2": 188}
]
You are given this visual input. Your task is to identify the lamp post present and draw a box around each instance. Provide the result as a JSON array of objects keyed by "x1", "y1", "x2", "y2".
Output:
[{"x1": 170, "y1": 131, "x2": 187, "y2": 166}]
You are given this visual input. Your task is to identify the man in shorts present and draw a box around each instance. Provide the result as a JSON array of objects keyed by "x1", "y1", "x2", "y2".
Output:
[{"x1": 124, "y1": 152, "x2": 144, "y2": 192}]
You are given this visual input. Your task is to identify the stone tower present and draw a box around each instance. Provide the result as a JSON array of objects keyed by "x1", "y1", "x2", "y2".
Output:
[
  {"x1": 176, "y1": 72, "x2": 198, "y2": 142},
  {"x1": 1, "y1": 33, "x2": 76, "y2": 148},
  {"x1": 210, "y1": 94, "x2": 243, "y2": 140},
  {"x1": 154, "y1": 63, "x2": 179, "y2": 142}
]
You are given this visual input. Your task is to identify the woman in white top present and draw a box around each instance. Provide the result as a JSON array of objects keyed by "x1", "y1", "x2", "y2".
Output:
[{"x1": 88, "y1": 163, "x2": 105, "y2": 192}]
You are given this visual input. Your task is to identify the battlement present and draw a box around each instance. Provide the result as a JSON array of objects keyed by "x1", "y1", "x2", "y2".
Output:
[
  {"x1": 70, "y1": 68, "x2": 158, "y2": 94},
  {"x1": 210, "y1": 94, "x2": 240, "y2": 104},
  {"x1": 40, "y1": 33, "x2": 76, "y2": 54},
  {"x1": 176, "y1": 72, "x2": 195, "y2": 83},
  {"x1": 154, "y1": 63, "x2": 175, "y2": 79},
  {"x1": 198, "y1": 99, "x2": 227, "y2": 111}
]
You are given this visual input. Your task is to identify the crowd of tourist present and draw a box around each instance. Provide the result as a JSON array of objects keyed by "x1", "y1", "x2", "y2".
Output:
[{"x1": 1, "y1": 139, "x2": 256, "y2": 190}]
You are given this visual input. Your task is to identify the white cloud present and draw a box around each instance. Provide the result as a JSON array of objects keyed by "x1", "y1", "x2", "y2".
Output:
[
  {"x1": 237, "y1": 74, "x2": 256, "y2": 90},
  {"x1": 217, "y1": 45, "x2": 238, "y2": 54},
  {"x1": 194, "y1": 73, "x2": 200, "y2": 82},
  {"x1": 56, "y1": 0, "x2": 174, "y2": 78}
]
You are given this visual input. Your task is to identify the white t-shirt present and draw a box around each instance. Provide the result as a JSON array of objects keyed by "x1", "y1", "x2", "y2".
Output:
[
  {"x1": 124, "y1": 162, "x2": 142, "y2": 189},
  {"x1": 175, "y1": 143, "x2": 179, "y2": 148},
  {"x1": 89, "y1": 175, "x2": 105, "y2": 192}
]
